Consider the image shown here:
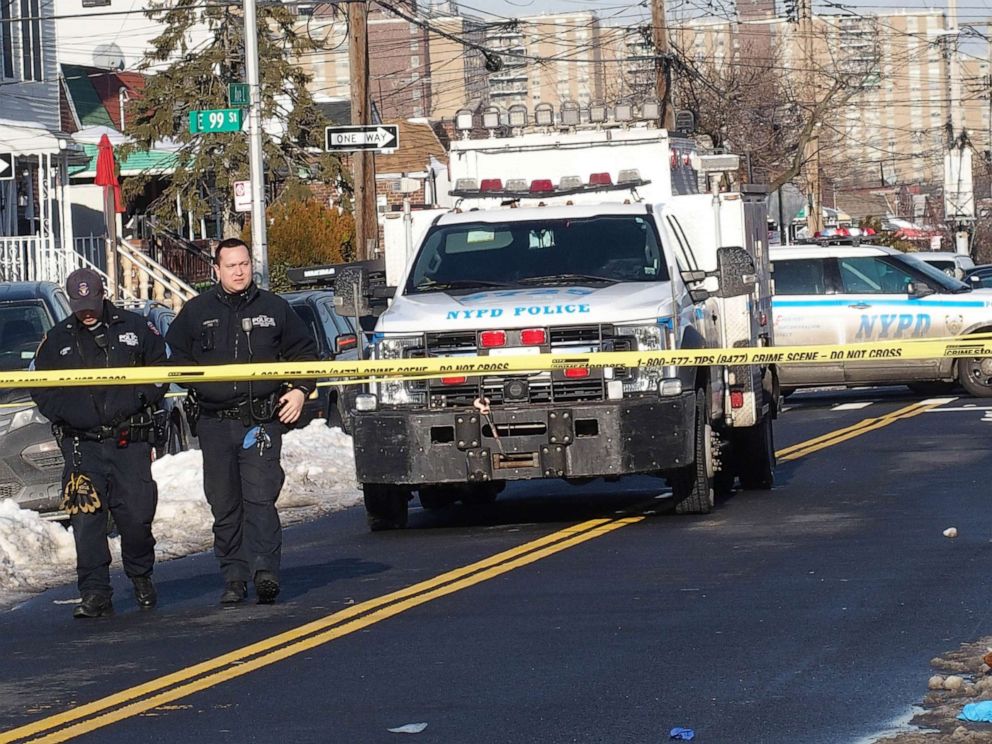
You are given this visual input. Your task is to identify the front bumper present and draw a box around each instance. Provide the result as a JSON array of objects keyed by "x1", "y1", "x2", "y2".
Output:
[{"x1": 353, "y1": 392, "x2": 695, "y2": 486}]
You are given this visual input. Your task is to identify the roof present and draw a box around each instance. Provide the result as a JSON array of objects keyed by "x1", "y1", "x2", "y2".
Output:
[
  {"x1": 375, "y1": 120, "x2": 447, "y2": 175},
  {"x1": 69, "y1": 142, "x2": 177, "y2": 178},
  {"x1": 61, "y1": 64, "x2": 146, "y2": 131},
  {"x1": 437, "y1": 202, "x2": 652, "y2": 226},
  {"x1": 832, "y1": 189, "x2": 895, "y2": 220},
  {"x1": 770, "y1": 243, "x2": 897, "y2": 259}
]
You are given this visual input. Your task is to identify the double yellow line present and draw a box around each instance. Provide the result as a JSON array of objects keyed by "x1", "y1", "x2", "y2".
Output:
[
  {"x1": 776, "y1": 400, "x2": 945, "y2": 462},
  {"x1": 1, "y1": 397, "x2": 948, "y2": 743},
  {"x1": 0, "y1": 517, "x2": 640, "y2": 744}
]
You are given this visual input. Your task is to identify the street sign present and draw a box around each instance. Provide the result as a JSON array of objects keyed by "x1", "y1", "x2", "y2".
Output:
[
  {"x1": 228, "y1": 83, "x2": 250, "y2": 108},
  {"x1": 233, "y1": 180, "x2": 251, "y2": 213},
  {"x1": 188, "y1": 109, "x2": 244, "y2": 134},
  {"x1": 0, "y1": 153, "x2": 12, "y2": 181},
  {"x1": 324, "y1": 125, "x2": 399, "y2": 152}
]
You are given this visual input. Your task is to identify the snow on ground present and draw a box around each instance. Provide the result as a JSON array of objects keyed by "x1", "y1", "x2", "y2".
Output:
[{"x1": 0, "y1": 421, "x2": 362, "y2": 609}]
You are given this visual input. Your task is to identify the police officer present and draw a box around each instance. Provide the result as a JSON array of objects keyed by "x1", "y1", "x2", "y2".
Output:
[
  {"x1": 166, "y1": 238, "x2": 317, "y2": 606},
  {"x1": 31, "y1": 268, "x2": 167, "y2": 618}
]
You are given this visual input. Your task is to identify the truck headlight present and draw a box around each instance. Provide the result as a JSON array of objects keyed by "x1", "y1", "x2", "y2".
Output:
[
  {"x1": 374, "y1": 336, "x2": 426, "y2": 406},
  {"x1": 617, "y1": 323, "x2": 673, "y2": 393},
  {"x1": 10, "y1": 405, "x2": 48, "y2": 433}
]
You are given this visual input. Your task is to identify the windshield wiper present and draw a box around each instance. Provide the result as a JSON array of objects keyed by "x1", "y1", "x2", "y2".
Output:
[
  {"x1": 411, "y1": 278, "x2": 520, "y2": 292},
  {"x1": 515, "y1": 273, "x2": 615, "y2": 285}
]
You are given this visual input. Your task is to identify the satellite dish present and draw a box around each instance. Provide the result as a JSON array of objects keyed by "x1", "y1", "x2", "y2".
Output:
[{"x1": 93, "y1": 43, "x2": 125, "y2": 71}]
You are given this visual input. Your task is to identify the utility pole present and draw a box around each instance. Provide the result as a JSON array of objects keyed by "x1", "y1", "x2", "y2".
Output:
[
  {"x1": 945, "y1": 0, "x2": 974, "y2": 256},
  {"x1": 651, "y1": 0, "x2": 676, "y2": 130},
  {"x1": 798, "y1": 0, "x2": 823, "y2": 236},
  {"x1": 243, "y1": 0, "x2": 269, "y2": 287},
  {"x1": 349, "y1": 0, "x2": 378, "y2": 261}
]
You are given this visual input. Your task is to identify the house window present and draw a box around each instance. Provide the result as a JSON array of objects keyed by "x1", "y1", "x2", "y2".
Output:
[
  {"x1": 0, "y1": 0, "x2": 13, "y2": 78},
  {"x1": 19, "y1": 0, "x2": 42, "y2": 81}
]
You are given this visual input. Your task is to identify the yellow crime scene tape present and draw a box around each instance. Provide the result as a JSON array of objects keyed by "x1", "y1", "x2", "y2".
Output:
[{"x1": 2, "y1": 333, "x2": 992, "y2": 390}]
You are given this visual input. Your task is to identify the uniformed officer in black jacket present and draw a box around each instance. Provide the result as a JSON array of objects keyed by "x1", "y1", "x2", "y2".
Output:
[
  {"x1": 166, "y1": 238, "x2": 317, "y2": 606},
  {"x1": 31, "y1": 268, "x2": 167, "y2": 618}
]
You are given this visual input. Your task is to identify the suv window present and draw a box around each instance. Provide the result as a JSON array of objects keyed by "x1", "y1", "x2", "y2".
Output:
[
  {"x1": 0, "y1": 301, "x2": 52, "y2": 370},
  {"x1": 290, "y1": 303, "x2": 325, "y2": 355},
  {"x1": 838, "y1": 256, "x2": 915, "y2": 294},
  {"x1": 773, "y1": 259, "x2": 827, "y2": 295}
]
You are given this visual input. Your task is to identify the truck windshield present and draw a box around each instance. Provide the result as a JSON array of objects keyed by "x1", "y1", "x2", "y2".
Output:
[
  {"x1": 406, "y1": 215, "x2": 668, "y2": 294},
  {"x1": 0, "y1": 301, "x2": 52, "y2": 371}
]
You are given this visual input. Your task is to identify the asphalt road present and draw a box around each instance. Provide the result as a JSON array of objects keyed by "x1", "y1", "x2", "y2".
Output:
[{"x1": 3, "y1": 387, "x2": 992, "y2": 744}]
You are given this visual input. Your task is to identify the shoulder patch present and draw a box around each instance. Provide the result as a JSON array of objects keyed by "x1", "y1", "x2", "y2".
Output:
[{"x1": 147, "y1": 321, "x2": 161, "y2": 336}]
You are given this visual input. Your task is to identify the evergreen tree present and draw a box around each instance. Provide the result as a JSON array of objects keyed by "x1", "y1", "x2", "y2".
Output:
[{"x1": 121, "y1": 1, "x2": 345, "y2": 235}]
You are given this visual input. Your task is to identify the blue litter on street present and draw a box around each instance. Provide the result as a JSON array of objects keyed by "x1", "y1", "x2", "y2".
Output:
[
  {"x1": 669, "y1": 727, "x2": 695, "y2": 740},
  {"x1": 959, "y1": 701, "x2": 992, "y2": 722}
]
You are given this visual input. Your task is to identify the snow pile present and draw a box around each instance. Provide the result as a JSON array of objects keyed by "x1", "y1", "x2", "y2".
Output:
[{"x1": 0, "y1": 422, "x2": 362, "y2": 607}]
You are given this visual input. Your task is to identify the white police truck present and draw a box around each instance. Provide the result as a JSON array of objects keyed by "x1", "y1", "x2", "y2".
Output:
[{"x1": 339, "y1": 123, "x2": 779, "y2": 530}]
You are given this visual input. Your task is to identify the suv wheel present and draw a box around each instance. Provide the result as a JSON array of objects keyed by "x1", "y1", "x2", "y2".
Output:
[{"x1": 958, "y1": 358, "x2": 992, "y2": 397}]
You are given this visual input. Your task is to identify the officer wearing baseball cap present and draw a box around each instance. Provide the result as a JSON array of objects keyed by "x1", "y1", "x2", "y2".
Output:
[{"x1": 31, "y1": 268, "x2": 168, "y2": 618}]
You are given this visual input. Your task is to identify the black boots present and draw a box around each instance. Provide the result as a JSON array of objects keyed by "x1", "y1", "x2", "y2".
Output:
[
  {"x1": 132, "y1": 576, "x2": 157, "y2": 609},
  {"x1": 254, "y1": 571, "x2": 280, "y2": 605},
  {"x1": 73, "y1": 594, "x2": 113, "y2": 619},
  {"x1": 220, "y1": 581, "x2": 248, "y2": 605}
]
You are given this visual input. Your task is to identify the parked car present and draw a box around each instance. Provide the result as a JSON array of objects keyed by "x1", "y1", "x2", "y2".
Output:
[
  {"x1": 280, "y1": 289, "x2": 361, "y2": 431},
  {"x1": 0, "y1": 282, "x2": 73, "y2": 520},
  {"x1": 120, "y1": 300, "x2": 195, "y2": 456},
  {"x1": 771, "y1": 242, "x2": 992, "y2": 397},
  {"x1": 912, "y1": 251, "x2": 976, "y2": 280},
  {"x1": 964, "y1": 264, "x2": 992, "y2": 289}
]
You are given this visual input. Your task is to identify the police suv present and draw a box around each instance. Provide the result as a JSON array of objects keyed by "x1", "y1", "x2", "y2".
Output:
[
  {"x1": 338, "y1": 122, "x2": 779, "y2": 530},
  {"x1": 771, "y1": 242, "x2": 992, "y2": 396}
]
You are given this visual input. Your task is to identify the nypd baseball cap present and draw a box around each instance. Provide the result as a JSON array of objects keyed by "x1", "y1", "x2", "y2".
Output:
[{"x1": 66, "y1": 268, "x2": 106, "y2": 314}]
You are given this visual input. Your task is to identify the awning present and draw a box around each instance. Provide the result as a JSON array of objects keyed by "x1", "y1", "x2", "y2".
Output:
[{"x1": 0, "y1": 119, "x2": 64, "y2": 155}]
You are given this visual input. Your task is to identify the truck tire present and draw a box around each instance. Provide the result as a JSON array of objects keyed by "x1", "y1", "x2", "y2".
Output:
[
  {"x1": 459, "y1": 483, "x2": 501, "y2": 506},
  {"x1": 958, "y1": 358, "x2": 992, "y2": 397},
  {"x1": 672, "y1": 389, "x2": 714, "y2": 514},
  {"x1": 737, "y1": 414, "x2": 775, "y2": 491},
  {"x1": 363, "y1": 485, "x2": 409, "y2": 531}
]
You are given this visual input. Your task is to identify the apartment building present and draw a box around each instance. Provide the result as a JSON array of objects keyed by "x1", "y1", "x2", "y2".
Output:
[
  {"x1": 296, "y1": 1, "x2": 431, "y2": 121},
  {"x1": 486, "y1": 11, "x2": 603, "y2": 112},
  {"x1": 671, "y1": 9, "x2": 990, "y2": 188},
  {"x1": 426, "y1": 8, "x2": 488, "y2": 118}
]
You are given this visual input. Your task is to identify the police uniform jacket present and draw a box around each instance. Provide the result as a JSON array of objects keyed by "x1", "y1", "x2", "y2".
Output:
[
  {"x1": 31, "y1": 302, "x2": 168, "y2": 431},
  {"x1": 165, "y1": 283, "x2": 317, "y2": 412}
]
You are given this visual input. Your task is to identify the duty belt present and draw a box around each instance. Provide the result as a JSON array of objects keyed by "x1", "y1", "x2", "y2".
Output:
[{"x1": 204, "y1": 394, "x2": 281, "y2": 425}]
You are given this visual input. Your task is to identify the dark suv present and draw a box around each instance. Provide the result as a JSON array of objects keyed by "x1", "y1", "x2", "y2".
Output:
[
  {"x1": 0, "y1": 282, "x2": 72, "y2": 520},
  {"x1": 281, "y1": 289, "x2": 360, "y2": 430}
]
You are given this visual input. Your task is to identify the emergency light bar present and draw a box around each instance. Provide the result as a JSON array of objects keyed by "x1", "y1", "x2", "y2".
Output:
[{"x1": 450, "y1": 171, "x2": 651, "y2": 199}]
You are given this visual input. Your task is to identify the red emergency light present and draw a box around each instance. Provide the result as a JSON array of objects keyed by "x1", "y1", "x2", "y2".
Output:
[
  {"x1": 529, "y1": 179, "x2": 554, "y2": 194},
  {"x1": 480, "y1": 330, "x2": 507, "y2": 348},
  {"x1": 441, "y1": 376, "x2": 467, "y2": 385},
  {"x1": 480, "y1": 178, "x2": 503, "y2": 193},
  {"x1": 520, "y1": 328, "x2": 547, "y2": 345},
  {"x1": 563, "y1": 367, "x2": 590, "y2": 379}
]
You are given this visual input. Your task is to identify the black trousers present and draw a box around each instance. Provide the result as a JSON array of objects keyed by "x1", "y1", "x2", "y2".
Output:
[
  {"x1": 60, "y1": 438, "x2": 157, "y2": 597},
  {"x1": 197, "y1": 416, "x2": 286, "y2": 583}
]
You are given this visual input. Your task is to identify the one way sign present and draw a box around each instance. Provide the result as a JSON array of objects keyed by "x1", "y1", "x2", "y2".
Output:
[
  {"x1": 324, "y1": 125, "x2": 399, "y2": 153},
  {"x1": 0, "y1": 153, "x2": 13, "y2": 181}
]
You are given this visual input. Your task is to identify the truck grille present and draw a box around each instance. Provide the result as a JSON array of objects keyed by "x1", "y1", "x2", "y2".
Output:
[{"x1": 410, "y1": 324, "x2": 632, "y2": 408}]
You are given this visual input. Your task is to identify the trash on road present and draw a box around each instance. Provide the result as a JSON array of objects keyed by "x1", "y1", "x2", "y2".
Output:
[
  {"x1": 669, "y1": 727, "x2": 695, "y2": 740},
  {"x1": 387, "y1": 723, "x2": 428, "y2": 734},
  {"x1": 943, "y1": 527, "x2": 958, "y2": 538},
  {"x1": 959, "y1": 701, "x2": 992, "y2": 722}
]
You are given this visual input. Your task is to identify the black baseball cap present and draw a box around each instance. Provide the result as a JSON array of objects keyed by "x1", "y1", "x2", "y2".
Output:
[{"x1": 66, "y1": 268, "x2": 106, "y2": 314}]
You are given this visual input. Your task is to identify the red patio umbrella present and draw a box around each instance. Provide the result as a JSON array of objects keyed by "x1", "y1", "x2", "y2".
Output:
[
  {"x1": 94, "y1": 133, "x2": 124, "y2": 213},
  {"x1": 94, "y1": 133, "x2": 122, "y2": 297}
]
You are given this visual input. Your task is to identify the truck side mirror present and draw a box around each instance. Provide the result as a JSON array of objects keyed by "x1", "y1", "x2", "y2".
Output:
[
  {"x1": 716, "y1": 246, "x2": 756, "y2": 298},
  {"x1": 906, "y1": 282, "x2": 934, "y2": 298},
  {"x1": 333, "y1": 267, "x2": 371, "y2": 317}
]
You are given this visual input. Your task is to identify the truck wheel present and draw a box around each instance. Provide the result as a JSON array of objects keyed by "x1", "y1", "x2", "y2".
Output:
[
  {"x1": 363, "y1": 485, "x2": 409, "y2": 531},
  {"x1": 672, "y1": 389, "x2": 714, "y2": 514},
  {"x1": 958, "y1": 358, "x2": 992, "y2": 397},
  {"x1": 737, "y1": 415, "x2": 775, "y2": 491}
]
